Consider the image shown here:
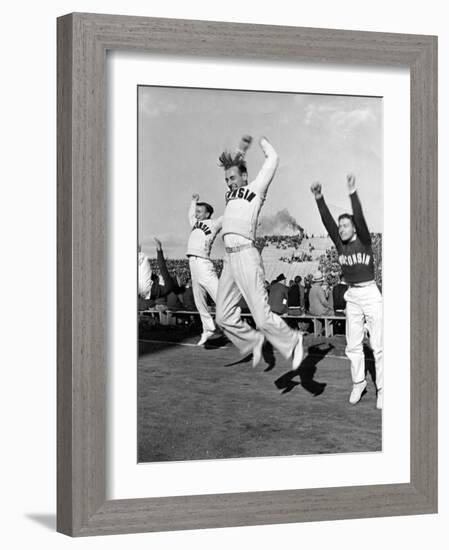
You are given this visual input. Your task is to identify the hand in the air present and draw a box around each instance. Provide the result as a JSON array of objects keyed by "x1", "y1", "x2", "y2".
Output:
[
  {"x1": 310, "y1": 181, "x2": 322, "y2": 199},
  {"x1": 153, "y1": 237, "x2": 162, "y2": 251},
  {"x1": 238, "y1": 134, "x2": 253, "y2": 154},
  {"x1": 192, "y1": 194, "x2": 200, "y2": 201},
  {"x1": 347, "y1": 173, "x2": 356, "y2": 193}
]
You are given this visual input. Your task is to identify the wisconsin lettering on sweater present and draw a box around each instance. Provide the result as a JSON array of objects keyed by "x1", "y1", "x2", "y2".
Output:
[
  {"x1": 316, "y1": 191, "x2": 375, "y2": 284},
  {"x1": 225, "y1": 187, "x2": 256, "y2": 203}
]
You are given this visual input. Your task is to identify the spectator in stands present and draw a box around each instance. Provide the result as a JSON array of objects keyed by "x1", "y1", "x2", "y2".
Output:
[
  {"x1": 297, "y1": 276, "x2": 305, "y2": 309},
  {"x1": 154, "y1": 290, "x2": 168, "y2": 310},
  {"x1": 308, "y1": 272, "x2": 334, "y2": 316},
  {"x1": 288, "y1": 275, "x2": 305, "y2": 310},
  {"x1": 138, "y1": 238, "x2": 176, "y2": 310},
  {"x1": 333, "y1": 279, "x2": 348, "y2": 313},
  {"x1": 166, "y1": 289, "x2": 184, "y2": 310},
  {"x1": 268, "y1": 273, "x2": 289, "y2": 315},
  {"x1": 323, "y1": 282, "x2": 334, "y2": 312},
  {"x1": 304, "y1": 277, "x2": 311, "y2": 312},
  {"x1": 182, "y1": 279, "x2": 197, "y2": 310}
]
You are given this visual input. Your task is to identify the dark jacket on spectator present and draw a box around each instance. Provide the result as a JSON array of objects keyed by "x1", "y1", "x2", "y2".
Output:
[
  {"x1": 333, "y1": 282, "x2": 348, "y2": 312},
  {"x1": 182, "y1": 287, "x2": 196, "y2": 310},
  {"x1": 288, "y1": 283, "x2": 305, "y2": 308},
  {"x1": 166, "y1": 291, "x2": 183, "y2": 310},
  {"x1": 268, "y1": 282, "x2": 289, "y2": 314}
]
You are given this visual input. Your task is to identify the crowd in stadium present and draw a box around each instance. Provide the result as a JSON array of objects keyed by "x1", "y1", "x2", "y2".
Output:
[
  {"x1": 256, "y1": 234, "x2": 304, "y2": 250},
  {"x1": 142, "y1": 252, "x2": 352, "y2": 318},
  {"x1": 279, "y1": 251, "x2": 313, "y2": 263},
  {"x1": 140, "y1": 235, "x2": 381, "y2": 324}
]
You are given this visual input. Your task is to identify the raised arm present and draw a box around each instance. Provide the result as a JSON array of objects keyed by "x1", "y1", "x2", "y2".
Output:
[
  {"x1": 310, "y1": 182, "x2": 340, "y2": 245},
  {"x1": 188, "y1": 194, "x2": 199, "y2": 227},
  {"x1": 251, "y1": 137, "x2": 280, "y2": 195},
  {"x1": 347, "y1": 174, "x2": 371, "y2": 244},
  {"x1": 153, "y1": 237, "x2": 175, "y2": 294},
  {"x1": 213, "y1": 215, "x2": 224, "y2": 231}
]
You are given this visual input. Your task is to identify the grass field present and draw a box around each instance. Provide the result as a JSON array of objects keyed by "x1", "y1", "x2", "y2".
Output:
[{"x1": 137, "y1": 326, "x2": 382, "y2": 463}]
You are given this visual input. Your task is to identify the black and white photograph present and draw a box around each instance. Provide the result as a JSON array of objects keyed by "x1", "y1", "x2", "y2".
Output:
[
  {"x1": 1, "y1": 0, "x2": 442, "y2": 544},
  {"x1": 137, "y1": 85, "x2": 383, "y2": 463}
]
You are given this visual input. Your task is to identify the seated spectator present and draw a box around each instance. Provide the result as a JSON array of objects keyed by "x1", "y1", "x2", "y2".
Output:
[
  {"x1": 297, "y1": 276, "x2": 305, "y2": 309},
  {"x1": 166, "y1": 290, "x2": 184, "y2": 310},
  {"x1": 322, "y1": 283, "x2": 334, "y2": 311},
  {"x1": 182, "y1": 279, "x2": 197, "y2": 310},
  {"x1": 288, "y1": 275, "x2": 305, "y2": 310},
  {"x1": 268, "y1": 273, "x2": 289, "y2": 315},
  {"x1": 154, "y1": 291, "x2": 168, "y2": 309},
  {"x1": 288, "y1": 279, "x2": 299, "y2": 308},
  {"x1": 308, "y1": 273, "x2": 334, "y2": 316},
  {"x1": 304, "y1": 278, "x2": 311, "y2": 313},
  {"x1": 333, "y1": 279, "x2": 348, "y2": 312}
]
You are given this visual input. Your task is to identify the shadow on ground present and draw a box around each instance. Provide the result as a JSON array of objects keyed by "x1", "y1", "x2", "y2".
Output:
[{"x1": 274, "y1": 343, "x2": 331, "y2": 396}]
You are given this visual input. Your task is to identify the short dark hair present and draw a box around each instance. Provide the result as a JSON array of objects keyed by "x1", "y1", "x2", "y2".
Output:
[
  {"x1": 218, "y1": 150, "x2": 248, "y2": 175},
  {"x1": 294, "y1": 275, "x2": 302, "y2": 283},
  {"x1": 338, "y1": 213, "x2": 355, "y2": 225},
  {"x1": 197, "y1": 202, "x2": 214, "y2": 218}
]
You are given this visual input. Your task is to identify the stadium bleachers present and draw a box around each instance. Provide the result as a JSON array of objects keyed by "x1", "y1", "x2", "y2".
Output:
[{"x1": 139, "y1": 308, "x2": 345, "y2": 338}]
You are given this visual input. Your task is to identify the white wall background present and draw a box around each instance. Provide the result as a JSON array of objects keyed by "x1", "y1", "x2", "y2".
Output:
[{"x1": 0, "y1": 1, "x2": 445, "y2": 548}]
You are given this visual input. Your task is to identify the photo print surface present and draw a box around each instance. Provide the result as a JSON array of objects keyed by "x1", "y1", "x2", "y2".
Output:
[{"x1": 137, "y1": 85, "x2": 383, "y2": 463}]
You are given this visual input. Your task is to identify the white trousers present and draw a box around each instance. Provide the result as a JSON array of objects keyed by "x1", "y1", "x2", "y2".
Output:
[
  {"x1": 215, "y1": 247, "x2": 298, "y2": 358},
  {"x1": 344, "y1": 283, "x2": 383, "y2": 389},
  {"x1": 189, "y1": 256, "x2": 218, "y2": 334}
]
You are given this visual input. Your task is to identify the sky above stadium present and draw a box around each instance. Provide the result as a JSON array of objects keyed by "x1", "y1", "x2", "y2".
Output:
[{"x1": 138, "y1": 86, "x2": 382, "y2": 258}]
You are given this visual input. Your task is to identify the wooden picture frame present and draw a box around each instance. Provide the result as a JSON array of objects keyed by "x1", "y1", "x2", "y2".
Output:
[{"x1": 57, "y1": 12, "x2": 438, "y2": 536}]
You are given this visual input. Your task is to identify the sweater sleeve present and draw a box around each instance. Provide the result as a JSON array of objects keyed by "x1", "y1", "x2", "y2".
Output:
[
  {"x1": 251, "y1": 138, "x2": 279, "y2": 196},
  {"x1": 350, "y1": 190, "x2": 371, "y2": 244},
  {"x1": 316, "y1": 196, "x2": 340, "y2": 246},
  {"x1": 188, "y1": 199, "x2": 197, "y2": 227},
  {"x1": 213, "y1": 215, "x2": 224, "y2": 231}
]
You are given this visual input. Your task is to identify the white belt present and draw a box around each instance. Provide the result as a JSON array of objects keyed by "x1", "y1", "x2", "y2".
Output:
[{"x1": 225, "y1": 243, "x2": 254, "y2": 253}]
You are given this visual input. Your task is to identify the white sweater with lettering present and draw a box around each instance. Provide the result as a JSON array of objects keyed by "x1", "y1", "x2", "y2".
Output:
[
  {"x1": 222, "y1": 138, "x2": 279, "y2": 242},
  {"x1": 186, "y1": 200, "x2": 222, "y2": 259}
]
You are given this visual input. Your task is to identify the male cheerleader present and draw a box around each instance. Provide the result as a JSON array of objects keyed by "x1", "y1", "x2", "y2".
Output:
[
  {"x1": 187, "y1": 194, "x2": 223, "y2": 345},
  {"x1": 215, "y1": 135, "x2": 304, "y2": 369},
  {"x1": 138, "y1": 237, "x2": 175, "y2": 301},
  {"x1": 311, "y1": 175, "x2": 383, "y2": 409}
]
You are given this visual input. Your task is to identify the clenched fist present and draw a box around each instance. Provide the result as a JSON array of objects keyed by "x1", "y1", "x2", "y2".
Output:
[
  {"x1": 238, "y1": 134, "x2": 253, "y2": 154},
  {"x1": 310, "y1": 181, "x2": 322, "y2": 199},
  {"x1": 192, "y1": 193, "x2": 200, "y2": 201}
]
